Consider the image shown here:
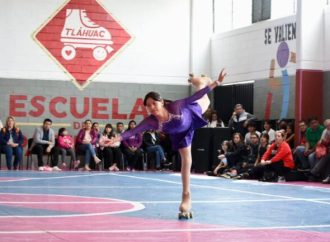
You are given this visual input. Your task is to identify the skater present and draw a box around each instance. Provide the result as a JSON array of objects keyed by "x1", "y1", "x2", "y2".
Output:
[{"x1": 109, "y1": 69, "x2": 227, "y2": 219}]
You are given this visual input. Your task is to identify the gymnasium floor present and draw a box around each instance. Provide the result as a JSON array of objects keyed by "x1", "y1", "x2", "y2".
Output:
[{"x1": 0, "y1": 171, "x2": 330, "y2": 242}]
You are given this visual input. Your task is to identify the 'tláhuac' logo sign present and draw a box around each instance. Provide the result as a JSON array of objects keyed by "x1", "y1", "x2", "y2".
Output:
[{"x1": 33, "y1": 0, "x2": 132, "y2": 90}]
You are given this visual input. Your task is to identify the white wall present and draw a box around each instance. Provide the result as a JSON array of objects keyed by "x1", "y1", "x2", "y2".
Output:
[
  {"x1": 324, "y1": 5, "x2": 330, "y2": 71},
  {"x1": 296, "y1": 0, "x2": 326, "y2": 70},
  {"x1": 211, "y1": 16, "x2": 296, "y2": 83},
  {"x1": 0, "y1": 0, "x2": 195, "y2": 85}
]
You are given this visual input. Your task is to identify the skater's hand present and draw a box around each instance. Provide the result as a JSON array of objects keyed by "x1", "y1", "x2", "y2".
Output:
[{"x1": 217, "y1": 68, "x2": 227, "y2": 85}]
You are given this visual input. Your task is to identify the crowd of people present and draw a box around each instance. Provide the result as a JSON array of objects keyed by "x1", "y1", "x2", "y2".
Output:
[
  {"x1": 0, "y1": 117, "x2": 173, "y2": 172},
  {"x1": 206, "y1": 107, "x2": 330, "y2": 184},
  {"x1": 1, "y1": 105, "x2": 329, "y2": 185}
]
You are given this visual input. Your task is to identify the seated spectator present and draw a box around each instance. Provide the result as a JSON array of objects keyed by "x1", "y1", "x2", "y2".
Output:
[
  {"x1": 57, "y1": 127, "x2": 79, "y2": 169},
  {"x1": 30, "y1": 118, "x2": 60, "y2": 171},
  {"x1": 75, "y1": 119, "x2": 101, "y2": 171},
  {"x1": 254, "y1": 133, "x2": 270, "y2": 167},
  {"x1": 295, "y1": 117, "x2": 324, "y2": 170},
  {"x1": 143, "y1": 130, "x2": 166, "y2": 169},
  {"x1": 220, "y1": 132, "x2": 247, "y2": 178},
  {"x1": 277, "y1": 119, "x2": 288, "y2": 131},
  {"x1": 228, "y1": 104, "x2": 256, "y2": 136},
  {"x1": 99, "y1": 123, "x2": 123, "y2": 171},
  {"x1": 0, "y1": 116, "x2": 23, "y2": 170},
  {"x1": 209, "y1": 140, "x2": 231, "y2": 176},
  {"x1": 262, "y1": 120, "x2": 275, "y2": 143},
  {"x1": 285, "y1": 122, "x2": 295, "y2": 149},
  {"x1": 244, "y1": 122, "x2": 261, "y2": 144},
  {"x1": 207, "y1": 111, "x2": 225, "y2": 128},
  {"x1": 293, "y1": 120, "x2": 308, "y2": 166},
  {"x1": 309, "y1": 119, "x2": 330, "y2": 181},
  {"x1": 242, "y1": 131, "x2": 294, "y2": 182},
  {"x1": 116, "y1": 122, "x2": 125, "y2": 135},
  {"x1": 122, "y1": 120, "x2": 143, "y2": 171}
]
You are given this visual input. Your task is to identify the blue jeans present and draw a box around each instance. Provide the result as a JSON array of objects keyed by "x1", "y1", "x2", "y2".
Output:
[
  {"x1": 77, "y1": 144, "x2": 96, "y2": 165},
  {"x1": 0, "y1": 145, "x2": 23, "y2": 170},
  {"x1": 146, "y1": 145, "x2": 165, "y2": 168}
]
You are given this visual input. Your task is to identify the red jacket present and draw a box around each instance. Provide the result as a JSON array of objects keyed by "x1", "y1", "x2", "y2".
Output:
[{"x1": 262, "y1": 141, "x2": 294, "y2": 169}]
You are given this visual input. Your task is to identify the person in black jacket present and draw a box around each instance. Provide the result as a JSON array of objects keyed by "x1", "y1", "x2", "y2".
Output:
[
  {"x1": 228, "y1": 104, "x2": 256, "y2": 136},
  {"x1": 143, "y1": 130, "x2": 166, "y2": 169}
]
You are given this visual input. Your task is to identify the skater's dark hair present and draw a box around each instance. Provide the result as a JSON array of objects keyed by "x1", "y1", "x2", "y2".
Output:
[{"x1": 143, "y1": 91, "x2": 172, "y2": 106}]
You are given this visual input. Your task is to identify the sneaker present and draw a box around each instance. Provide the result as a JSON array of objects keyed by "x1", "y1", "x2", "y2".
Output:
[
  {"x1": 52, "y1": 166, "x2": 62, "y2": 171},
  {"x1": 114, "y1": 166, "x2": 120, "y2": 172},
  {"x1": 109, "y1": 165, "x2": 115, "y2": 171},
  {"x1": 84, "y1": 165, "x2": 91, "y2": 171},
  {"x1": 277, "y1": 176, "x2": 286, "y2": 183},
  {"x1": 322, "y1": 176, "x2": 330, "y2": 184},
  {"x1": 44, "y1": 166, "x2": 53, "y2": 172},
  {"x1": 73, "y1": 160, "x2": 80, "y2": 169},
  {"x1": 38, "y1": 166, "x2": 45, "y2": 171},
  {"x1": 61, "y1": 162, "x2": 67, "y2": 169}
]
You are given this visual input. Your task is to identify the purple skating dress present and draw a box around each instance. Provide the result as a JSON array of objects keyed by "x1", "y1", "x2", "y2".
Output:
[{"x1": 121, "y1": 86, "x2": 211, "y2": 150}]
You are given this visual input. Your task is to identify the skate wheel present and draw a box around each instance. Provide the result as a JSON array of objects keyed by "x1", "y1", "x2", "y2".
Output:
[{"x1": 178, "y1": 211, "x2": 193, "y2": 220}]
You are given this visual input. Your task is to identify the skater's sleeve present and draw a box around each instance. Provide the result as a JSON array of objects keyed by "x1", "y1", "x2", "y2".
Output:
[
  {"x1": 184, "y1": 86, "x2": 211, "y2": 104},
  {"x1": 121, "y1": 116, "x2": 158, "y2": 142}
]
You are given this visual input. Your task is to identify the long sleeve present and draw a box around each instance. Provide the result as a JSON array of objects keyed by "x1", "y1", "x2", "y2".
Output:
[
  {"x1": 184, "y1": 86, "x2": 211, "y2": 105},
  {"x1": 33, "y1": 128, "x2": 49, "y2": 145},
  {"x1": 261, "y1": 143, "x2": 275, "y2": 161},
  {"x1": 75, "y1": 129, "x2": 85, "y2": 145},
  {"x1": 0, "y1": 130, "x2": 6, "y2": 145},
  {"x1": 121, "y1": 116, "x2": 158, "y2": 142},
  {"x1": 270, "y1": 142, "x2": 291, "y2": 163},
  {"x1": 16, "y1": 130, "x2": 24, "y2": 146}
]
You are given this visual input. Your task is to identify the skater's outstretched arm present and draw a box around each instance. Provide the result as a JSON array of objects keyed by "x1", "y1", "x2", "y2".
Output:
[
  {"x1": 184, "y1": 69, "x2": 227, "y2": 104},
  {"x1": 109, "y1": 116, "x2": 158, "y2": 144}
]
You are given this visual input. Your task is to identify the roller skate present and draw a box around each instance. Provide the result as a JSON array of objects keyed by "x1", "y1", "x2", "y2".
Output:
[
  {"x1": 178, "y1": 193, "x2": 193, "y2": 220},
  {"x1": 60, "y1": 9, "x2": 113, "y2": 61},
  {"x1": 188, "y1": 73, "x2": 212, "y2": 90}
]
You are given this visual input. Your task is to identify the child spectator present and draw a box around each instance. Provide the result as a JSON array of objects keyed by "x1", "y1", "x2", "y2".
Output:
[
  {"x1": 99, "y1": 123, "x2": 123, "y2": 171},
  {"x1": 57, "y1": 127, "x2": 79, "y2": 169}
]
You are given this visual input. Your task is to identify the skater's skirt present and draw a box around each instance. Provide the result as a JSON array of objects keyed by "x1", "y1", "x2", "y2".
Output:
[{"x1": 169, "y1": 102, "x2": 207, "y2": 151}]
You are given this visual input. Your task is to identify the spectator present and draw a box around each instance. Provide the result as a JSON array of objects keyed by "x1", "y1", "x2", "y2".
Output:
[
  {"x1": 242, "y1": 131, "x2": 294, "y2": 182},
  {"x1": 0, "y1": 116, "x2": 23, "y2": 170},
  {"x1": 295, "y1": 117, "x2": 324, "y2": 170},
  {"x1": 99, "y1": 123, "x2": 123, "y2": 171},
  {"x1": 116, "y1": 122, "x2": 125, "y2": 135},
  {"x1": 143, "y1": 130, "x2": 166, "y2": 169},
  {"x1": 244, "y1": 122, "x2": 261, "y2": 144},
  {"x1": 254, "y1": 133, "x2": 270, "y2": 167},
  {"x1": 277, "y1": 119, "x2": 288, "y2": 132},
  {"x1": 122, "y1": 120, "x2": 143, "y2": 171},
  {"x1": 309, "y1": 119, "x2": 330, "y2": 181},
  {"x1": 232, "y1": 132, "x2": 259, "y2": 177},
  {"x1": 228, "y1": 104, "x2": 256, "y2": 136},
  {"x1": 220, "y1": 132, "x2": 247, "y2": 178},
  {"x1": 57, "y1": 127, "x2": 79, "y2": 169},
  {"x1": 285, "y1": 122, "x2": 295, "y2": 149},
  {"x1": 262, "y1": 120, "x2": 275, "y2": 143},
  {"x1": 207, "y1": 111, "x2": 225, "y2": 128},
  {"x1": 208, "y1": 140, "x2": 231, "y2": 176},
  {"x1": 75, "y1": 119, "x2": 101, "y2": 171},
  {"x1": 293, "y1": 120, "x2": 308, "y2": 167},
  {"x1": 30, "y1": 118, "x2": 60, "y2": 171}
]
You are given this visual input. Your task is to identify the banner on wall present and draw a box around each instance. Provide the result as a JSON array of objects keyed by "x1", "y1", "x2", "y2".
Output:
[{"x1": 33, "y1": 0, "x2": 132, "y2": 90}]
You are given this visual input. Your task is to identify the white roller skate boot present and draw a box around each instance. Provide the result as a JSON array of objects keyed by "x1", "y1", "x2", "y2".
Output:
[
  {"x1": 188, "y1": 74, "x2": 212, "y2": 91},
  {"x1": 60, "y1": 9, "x2": 113, "y2": 61},
  {"x1": 178, "y1": 192, "x2": 193, "y2": 219}
]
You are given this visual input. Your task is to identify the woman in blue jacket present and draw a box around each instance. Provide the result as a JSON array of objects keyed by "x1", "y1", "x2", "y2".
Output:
[{"x1": 0, "y1": 116, "x2": 24, "y2": 170}]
